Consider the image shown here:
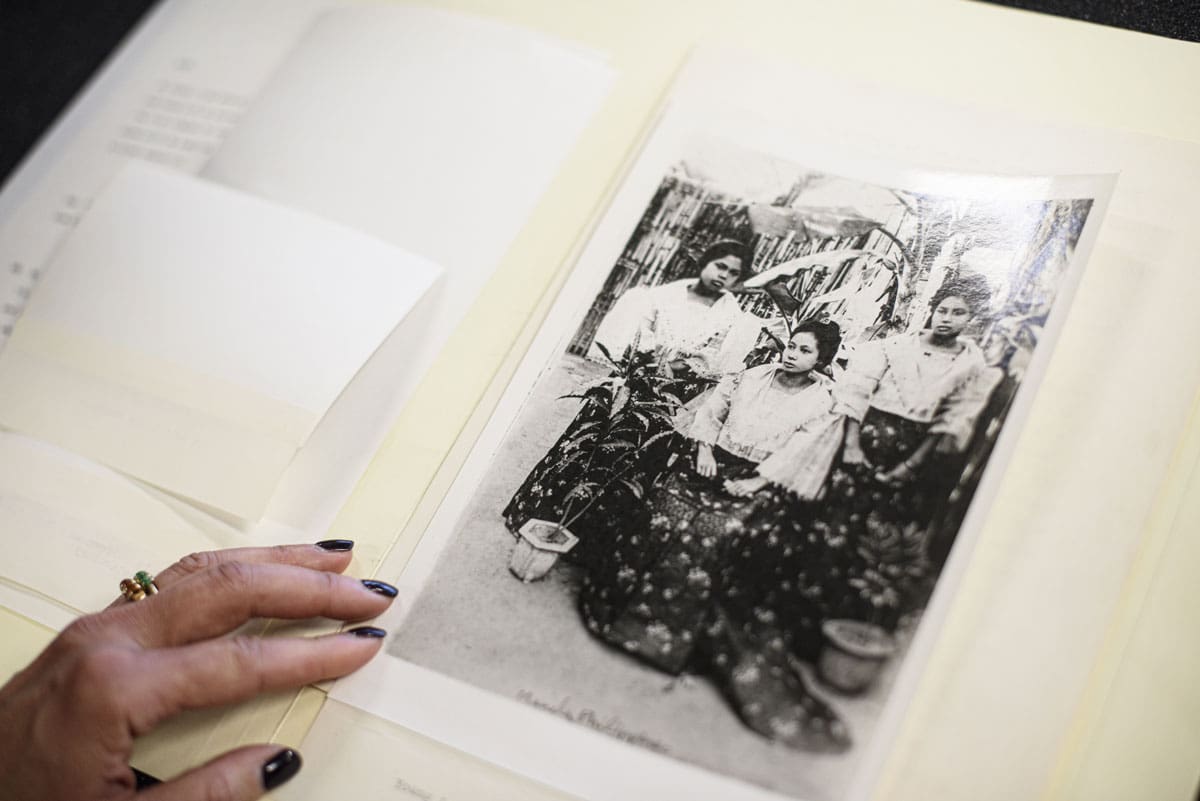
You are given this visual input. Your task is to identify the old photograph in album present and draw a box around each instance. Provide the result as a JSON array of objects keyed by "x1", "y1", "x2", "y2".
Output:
[{"x1": 331, "y1": 60, "x2": 1114, "y2": 801}]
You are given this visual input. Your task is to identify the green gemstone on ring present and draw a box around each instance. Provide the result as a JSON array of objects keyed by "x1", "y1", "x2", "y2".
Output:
[{"x1": 134, "y1": 571, "x2": 154, "y2": 591}]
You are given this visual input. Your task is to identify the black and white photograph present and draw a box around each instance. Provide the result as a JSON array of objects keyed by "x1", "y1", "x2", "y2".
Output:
[{"x1": 367, "y1": 138, "x2": 1101, "y2": 800}]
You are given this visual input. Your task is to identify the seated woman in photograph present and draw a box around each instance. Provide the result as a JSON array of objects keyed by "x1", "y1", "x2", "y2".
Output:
[
  {"x1": 773, "y1": 274, "x2": 998, "y2": 654},
  {"x1": 502, "y1": 239, "x2": 789, "y2": 560},
  {"x1": 579, "y1": 320, "x2": 851, "y2": 751}
]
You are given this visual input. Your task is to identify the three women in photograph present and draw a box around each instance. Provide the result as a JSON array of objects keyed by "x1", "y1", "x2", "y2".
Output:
[{"x1": 503, "y1": 240, "x2": 1000, "y2": 751}]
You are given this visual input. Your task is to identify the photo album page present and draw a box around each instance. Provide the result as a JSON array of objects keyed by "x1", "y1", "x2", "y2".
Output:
[
  {"x1": 322, "y1": 49, "x2": 1200, "y2": 801},
  {"x1": 0, "y1": 1, "x2": 614, "y2": 627}
]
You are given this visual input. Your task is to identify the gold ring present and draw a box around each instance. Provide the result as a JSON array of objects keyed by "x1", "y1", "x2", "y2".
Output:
[{"x1": 120, "y1": 571, "x2": 159, "y2": 602}]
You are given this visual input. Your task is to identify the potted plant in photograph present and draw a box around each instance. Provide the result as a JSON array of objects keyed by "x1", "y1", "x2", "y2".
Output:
[
  {"x1": 817, "y1": 519, "x2": 929, "y2": 694},
  {"x1": 509, "y1": 343, "x2": 685, "y2": 582}
]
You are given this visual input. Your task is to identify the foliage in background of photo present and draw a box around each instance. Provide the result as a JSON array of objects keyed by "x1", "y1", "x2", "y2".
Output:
[{"x1": 569, "y1": 161, "x2": 1091, "y2": 377}]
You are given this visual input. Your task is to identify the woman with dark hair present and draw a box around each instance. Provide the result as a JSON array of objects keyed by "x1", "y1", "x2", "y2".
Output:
[
  {"x1": 579, "y1": 321, "x2": 852, "y2": 751},
  {"x1": 767, "y1": 274, "x2": 999, "y2": 657},
  {"x1": 503, "y1": 239, "x2": 786, "y2": 555},
  {"x1": 838, "y1": 273, "x2": 993, "y2": 491},
  {"x1": 591, "y1": 238, "x2": 787, "y2": 390}
]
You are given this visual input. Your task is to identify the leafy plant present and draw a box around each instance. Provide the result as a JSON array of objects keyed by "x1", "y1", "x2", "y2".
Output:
[
  {"x1": 551, "y1": 341, "x2": 689, "y2": 532},
  {"x1": 847, "y1": 518, "x2": 931, "y2": 625}
]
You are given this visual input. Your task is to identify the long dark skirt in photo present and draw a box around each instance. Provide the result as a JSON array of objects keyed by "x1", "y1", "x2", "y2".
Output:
[
  {"x1": 924, "y1": 371, "x2": 1016, "y2": 573},
  {"x1": 579, "y1": 445, "x2": 850, "y2": 752},
  {"x1": 501, "y1": 369, "x2": 712, "y2": 568},
  {"x1": 755, "y1": 407, "x2": 949, "y2": 662}
]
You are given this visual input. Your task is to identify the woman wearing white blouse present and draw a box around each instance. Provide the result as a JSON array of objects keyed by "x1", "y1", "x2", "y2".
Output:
[
  {"x1": 579, "y1": 321, "x2": 851, "y2": 752},
  {"x1": 837, "y1": 277, "x2": 996, "y2": 485},
  {"x1": 591, "y1": 239, "x2": 791, "y2": 386}
]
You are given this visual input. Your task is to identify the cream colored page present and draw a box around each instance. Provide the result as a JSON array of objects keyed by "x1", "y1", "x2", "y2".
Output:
[
  {"x1": 0, "y1": 433, "x2": 222, "y2": 628},
  {"x1": 324, "y1": 40, "x2": 1200, "y2": 801},
  {"x1": 0, "y1": 165, "x2": 441, "y2": 522},
  {"x1": 282, "y1": 699, "x2": 576, "y2": 801},
  {"x1": 321, "y1": 46, "x2": 1194, "y2": 801},
  {"x1": 1045, "y1": 399, "x2": 1200, "y2": 801},
  {"x1": 131, "y1": 687, "x2": 307, "y2": 781},
  {"x1": 0, "y1": 608, "x2": 53, "y2": 682},
  {"x1": 248, "y1": 293, "x2": 445, "y2": 542},
  {"x1": 202, "y1": 5, "x2": 615, "y2": 486}
]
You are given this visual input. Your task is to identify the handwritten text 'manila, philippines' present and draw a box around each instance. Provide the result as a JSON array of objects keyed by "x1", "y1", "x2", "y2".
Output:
[{"x1": 516, "y1": 690, "x2": 669, "y2": 754}]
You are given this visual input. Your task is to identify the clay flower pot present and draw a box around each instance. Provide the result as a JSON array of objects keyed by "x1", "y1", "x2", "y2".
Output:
[
  {"x1": 509, "y1": 519, "x2": 579, "y2": 582},
  {"x1": 817, "y1": 619, "x2": 897, "y2": 694}
]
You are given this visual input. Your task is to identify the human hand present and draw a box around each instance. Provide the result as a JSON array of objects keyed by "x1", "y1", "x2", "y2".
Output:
[
  {"x1": 0, "y1": 541, "x2": 396, "y2": 801},
  {"x1": 724, "y1": 475, "x2": 768, "y2": 497},
  {"x1": 874, "y1": 462, "x2": 916, "y2": 486},
  {"x1": 695, "y1": 445, "x2": 718, "y2": 478}
]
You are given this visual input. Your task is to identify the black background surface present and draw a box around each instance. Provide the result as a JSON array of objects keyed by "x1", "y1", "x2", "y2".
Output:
[
  {"x1": 1, "y1": 1, "x2": 156, "y2": 183},
  {"x1": 978, "y1": 0, "x2": 1200, "y2": 43},
  {"x1": 0, "y1": 1, "x2": 1196, "y2": 185}
]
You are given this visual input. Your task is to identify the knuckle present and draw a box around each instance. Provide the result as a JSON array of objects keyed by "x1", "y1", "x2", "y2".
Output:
[
  {"x1": 212, "y1": 561, "x2": 255, "y2": 594},
  {"x1": 230, "y1": 634, "x2": 265, "y2": 664},
  {"x1": 321, "y1": 568, "x2": 341, "y2": 600},
  {"x1": 177, "y1": 550, "x2": 220, "y2": 575},
  {"x1": 227, "y1": 637, "x2": 269, "y2": 691}
]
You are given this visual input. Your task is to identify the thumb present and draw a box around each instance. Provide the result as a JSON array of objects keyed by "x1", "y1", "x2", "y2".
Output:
[{"x1": 137, "y1": 746, "x2": 302, "y2": 801}]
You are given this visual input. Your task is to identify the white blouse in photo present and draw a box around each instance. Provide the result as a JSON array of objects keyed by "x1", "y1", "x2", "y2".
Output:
[
  {"x1": 833, "y1": 333, "x2": 996, "y2": 449},
  {"x1": 688, "y1": 363, "x2": 843, "y2": 499},
  {"x1": 592, "y1": 279, "x2": 785, "y2": 377}
]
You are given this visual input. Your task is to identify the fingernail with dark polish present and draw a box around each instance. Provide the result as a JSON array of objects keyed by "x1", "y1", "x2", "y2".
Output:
[
  {"x1": 346, "y1": 625, "x2": 387, "y2": 638},
  {"x1": 361, "y1": 579, "x2": 398, "y2": 598},
  {"x1": 315, "y1": 539, "x2": 355, "y2": 551},
  {"x1": 262, "y1": 748, "x2": 302, "y2": 791}
]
